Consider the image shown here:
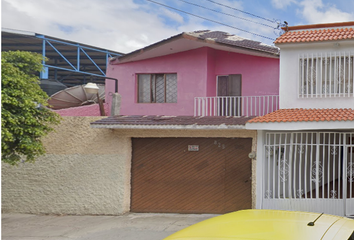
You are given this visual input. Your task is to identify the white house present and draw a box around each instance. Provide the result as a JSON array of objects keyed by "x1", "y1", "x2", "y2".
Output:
[{"x1": 246, "y1": 21, "x2": 354, "y2": 217}]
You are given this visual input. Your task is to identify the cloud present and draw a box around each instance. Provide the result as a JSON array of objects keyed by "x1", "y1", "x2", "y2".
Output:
[
  {"x1": 298, "y1": 0, "x2": 354, "y2": 23},
  {"x1": 1, "y1": 0, "x2": 181, "y2": 53},
  {"x1": 4, "y1": 0, "x2": 351, "y2": 55},
  {"x1": 1, "y1": 0, "x2": 280, "y2": 53},
  {"x1": 161, "y1": 9, "x2": 184, "y2": 24},
  {"x1": 271, "y1": 0, "x2": 297, "y2": 9}
]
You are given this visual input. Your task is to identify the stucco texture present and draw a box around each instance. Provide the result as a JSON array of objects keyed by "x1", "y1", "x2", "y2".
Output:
[
  {"x1": 2, "y1": 116, "x2": 258, "y2": 214},
  {"x1": 2, "y1": 117, "x2": 131, "y2": 215}
]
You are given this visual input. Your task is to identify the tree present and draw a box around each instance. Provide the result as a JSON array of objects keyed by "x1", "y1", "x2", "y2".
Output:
[{"x1": 2, "y1": 51, "x2": 61, "y2": 165}]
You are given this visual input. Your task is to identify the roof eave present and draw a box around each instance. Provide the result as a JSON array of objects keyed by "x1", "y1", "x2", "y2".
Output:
[
  {"x1": 113, "y1": 32, "x2": 185, "y2": 63},
  {"x1": 246, "y1": 121, "x2": 354, "y2": 131},
  {"x1": 114, "y1": 31, "x2": 279, "y2": 64},
  {"x1": 91, "y1": 124, "x2": 247, "y2": 130},
  {"x1": 275, "y1": 38, "x2": 354, "y2": 47},
  {"x1": 281, "y1": 21, "x2": 354, "y2": 31}
]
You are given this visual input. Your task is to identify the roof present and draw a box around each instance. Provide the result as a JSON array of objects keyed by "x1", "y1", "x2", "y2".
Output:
[
  {"x1": 90, "y1": 115, "x2": 256, "y2": 130},
  {"x1": 114, "y1": 30, "x2": 279, "y2": 63},
  {"x1": 186, "y1": 30, "x2": 279, "y2": 55},
  {"x1": 246, "y1": 108, "x2": 354, "y2": 131},
  {"x1": 248, "y1": 108, "x2": 354, "y2": 123},
  {"x1": 275, "y1": 21, "x2": 354, "y2": 44},
  {"x1": 1, "y1": 28, "x2": 123, "y2": 87}
]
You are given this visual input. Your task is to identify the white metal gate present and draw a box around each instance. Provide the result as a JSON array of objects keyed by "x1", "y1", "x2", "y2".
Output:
[{"x1": 263, "y1": 132, "x2": 354, "y2": 216}]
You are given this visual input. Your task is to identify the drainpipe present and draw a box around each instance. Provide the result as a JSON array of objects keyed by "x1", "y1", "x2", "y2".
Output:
[{"x1": 105, "y1": 77, "x2": 121, "y2": 116}]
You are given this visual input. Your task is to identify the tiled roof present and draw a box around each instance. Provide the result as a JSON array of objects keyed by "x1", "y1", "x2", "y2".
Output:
[
  {"x1": 275, "y1": 27, "x2": 354, "y2": 44},
  {"x1": 91, "y1": 115, "x2": 255, "y2": 129},
  {"x1": 248, "y1": 109, "x2": 354, "y2": 123},
  {"x1": 116, "y1": 30, "x2": 279, "y2": 63},
  {"x1": 186, "y1": 30, "x2": 279, "y2": 55}
]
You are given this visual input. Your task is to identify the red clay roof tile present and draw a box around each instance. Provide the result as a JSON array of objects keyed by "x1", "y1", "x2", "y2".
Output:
[
  {"x1": 247, "y1": 109, "x2": 354, "y2": 123},
  {"x1": 275, "y1": 24, "x2": 354, "y2": 44}
]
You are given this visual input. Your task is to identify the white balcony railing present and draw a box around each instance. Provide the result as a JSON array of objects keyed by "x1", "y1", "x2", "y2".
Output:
[{"x1": 194, "y1": 95, "x2": 279, "y2": 117}]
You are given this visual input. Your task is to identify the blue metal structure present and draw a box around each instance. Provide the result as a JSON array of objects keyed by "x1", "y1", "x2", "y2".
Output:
[
  {"x1": 37, "y1": 34, "x2": 118, "y2": 79},
  {"x1": 2, "y1": 28, "x2": 123, "y2": 89}
]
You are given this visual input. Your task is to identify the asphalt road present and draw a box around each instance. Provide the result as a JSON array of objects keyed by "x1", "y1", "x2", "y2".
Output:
[{"x1": 2, "y1": 212, "x2": 218, "y2": 240}]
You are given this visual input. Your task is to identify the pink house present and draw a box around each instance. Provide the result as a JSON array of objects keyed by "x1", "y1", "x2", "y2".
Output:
[
  {"x1": 49, "y1": 31, "x2": 282, "y2": 215},
  {"x1": 88, "y1": 31, "x2": 282, "y2": 214},
  {"x1": 105, "y1": 30, "x2": 280, "y2": 116}
]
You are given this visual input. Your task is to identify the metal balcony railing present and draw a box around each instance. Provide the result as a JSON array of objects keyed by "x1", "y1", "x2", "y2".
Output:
[{"x1": 194, "y1": 95, "x2": 279, "y2": 117}]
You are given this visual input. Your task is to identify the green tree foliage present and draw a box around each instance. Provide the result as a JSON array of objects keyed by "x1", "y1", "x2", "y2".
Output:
[{"x1": 2, "y1": 51, "x2": 61, "y2": 165}]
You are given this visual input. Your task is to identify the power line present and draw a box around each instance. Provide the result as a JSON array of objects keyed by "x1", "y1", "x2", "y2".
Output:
[
  {"x1": 144, "y1": 0, "x2": 275, "y2": 41},
  {"x1": 205, "y1": 0, "x2": 275, "y2": 23},
  {"x1": 177, "y1": 0, "x2": 275, "y2": 29}
]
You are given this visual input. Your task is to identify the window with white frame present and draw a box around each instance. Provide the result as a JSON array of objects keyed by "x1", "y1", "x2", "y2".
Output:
[
  {"x1": 299, "y1": 52, "x2": 354, "y2": 98},
  {"x1": 138, "y1": 73, "x2": 177, "y2": 103}
]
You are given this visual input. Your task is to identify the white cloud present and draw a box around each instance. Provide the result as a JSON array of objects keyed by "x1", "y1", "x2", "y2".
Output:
[
  {"x1": 1, "y1": 0, "x2": 279, "y2": 53},
  {"x1": 2, "y1": 0, "x2": 352, "y2": 55},
  {"x1": 271, "y1": 0, "x2": 297, "y2": 9},
  {"x1": 1, "y1": 0, "x2": 180, "y2": 53},
  {"x1": 298, "y1": 0, "x2": 354, "y2": 23},
  {"x1": 162, "y1": 9, "x2": 184, "y2": 24}
]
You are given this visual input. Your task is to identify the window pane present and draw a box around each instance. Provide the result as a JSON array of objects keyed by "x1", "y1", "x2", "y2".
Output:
[
  {"x1": 217, "y1": 76, "x2": 228, "y2": 96},
  {"x1": 151, "y1": 75, "x2": 156, "y2": 102},
  {"x1": 138, "y1": 74, "x2": 151, "y2": 103},
  {"x1": 166, "y1": 74, "x2": 177, "y2": 103},
  {"x1": 155, "y1": 74, "x2": 165, "y2": 103}
]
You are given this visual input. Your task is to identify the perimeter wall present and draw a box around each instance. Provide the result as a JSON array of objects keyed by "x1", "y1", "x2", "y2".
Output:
[{"x1": 2, "y1": 117, "x2": 258, "y2": 215}]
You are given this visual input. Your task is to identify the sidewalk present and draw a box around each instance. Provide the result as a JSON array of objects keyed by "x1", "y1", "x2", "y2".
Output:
[{"x1": 2, "y1": 212, "x2": 217, "y2": 240}]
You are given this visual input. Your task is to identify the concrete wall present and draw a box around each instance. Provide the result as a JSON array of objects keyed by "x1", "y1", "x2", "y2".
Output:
[
  {"x1": 278, "y1": 41, "x2": 354, "y2": 109},
  {"x1": 54, "y1": 103, "x2": 110, "y2": 116},
  {"x1": 2, "y1": 117, "x2": 131, "y2": 215},
  {"x1": 2, "y1": 117, "x2": 259, "y2": 214}
]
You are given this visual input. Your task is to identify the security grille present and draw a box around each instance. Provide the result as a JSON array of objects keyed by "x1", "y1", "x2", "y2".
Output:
[
  {"x1": 138, "y1": 73, "x2": 177, "y2": 103},
  {"x1": 263, "y1": 132, "x2": 354, "y2": 216},
  {"x1": 166, "y1": 74, "x2": 177, "y2": 103},
  {"x1": 299, "y1": 52, "x2": 354, "y2": 98}
]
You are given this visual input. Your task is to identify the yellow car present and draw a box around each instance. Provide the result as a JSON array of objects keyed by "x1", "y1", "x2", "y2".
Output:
[{"x1": 164, "y1": 209, "x2": 354, "y2": 240}]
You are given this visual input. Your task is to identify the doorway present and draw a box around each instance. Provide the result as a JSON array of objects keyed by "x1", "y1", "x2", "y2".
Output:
[{"x1": 217, "y1": 75, "x2": 242, "y2": 116}]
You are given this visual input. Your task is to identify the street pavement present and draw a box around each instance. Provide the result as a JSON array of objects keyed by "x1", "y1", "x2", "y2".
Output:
[{"x1": 2, "y1": 212, "x2": 218, "y2": 240}]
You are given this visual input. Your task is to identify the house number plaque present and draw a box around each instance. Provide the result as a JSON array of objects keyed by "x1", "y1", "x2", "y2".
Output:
[{"x1": 188, "y1": 145, "x2": 199, "y2": 151}]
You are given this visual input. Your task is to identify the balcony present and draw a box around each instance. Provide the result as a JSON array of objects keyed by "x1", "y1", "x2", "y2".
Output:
[{"x1": 194, "y1": 95, "x2": 279, "y2": 117}]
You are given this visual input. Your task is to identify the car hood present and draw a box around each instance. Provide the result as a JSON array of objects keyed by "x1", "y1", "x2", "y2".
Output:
[{"x1": 164, "y1": 210, "x2": 350, "y2": 240}]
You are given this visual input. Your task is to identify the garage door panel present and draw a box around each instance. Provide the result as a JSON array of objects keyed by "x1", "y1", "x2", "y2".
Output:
[
  {"x1": 224, "y1": 138, "x2": 252, "y2": 212},
  {"x1": 133, "y1": 181, "x2": 225, "y2": 213},
  {"x1": 131, "y1": 138, "x2": 252, "y2": 213}
]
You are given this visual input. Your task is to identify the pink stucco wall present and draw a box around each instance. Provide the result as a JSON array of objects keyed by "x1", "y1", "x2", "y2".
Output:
[
  {"x1": 106, "y1": 47, "x2": 279, "y2": 116},
  {"x1": 54, "y1": 103, "x2": 109, "y2": 116}
]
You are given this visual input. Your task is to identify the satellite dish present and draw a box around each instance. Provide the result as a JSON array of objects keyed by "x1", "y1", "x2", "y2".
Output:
[
  {"x1": 48, "y1": 84, "x2": 105, "y2": 110},
  {"x1": 40, "y1": 79, "x2": 67, "y2": 96}
]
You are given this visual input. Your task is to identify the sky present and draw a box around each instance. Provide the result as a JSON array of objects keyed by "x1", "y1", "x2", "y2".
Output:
[{"x1": 2, "y1": 0, "x2": 354, "y2": 54}]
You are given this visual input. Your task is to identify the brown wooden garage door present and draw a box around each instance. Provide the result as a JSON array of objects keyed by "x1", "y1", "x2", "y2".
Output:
[{"x1": 131, "y1": 138, "x2": 252, "y2": 214}]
